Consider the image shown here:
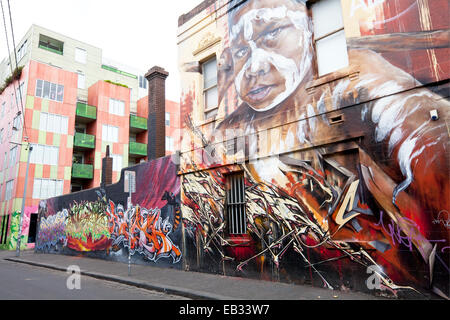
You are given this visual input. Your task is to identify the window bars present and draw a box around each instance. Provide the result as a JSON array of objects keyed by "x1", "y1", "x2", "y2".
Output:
[{"x1": 226, "y1": 172, "x2": 247, "y2": 235}]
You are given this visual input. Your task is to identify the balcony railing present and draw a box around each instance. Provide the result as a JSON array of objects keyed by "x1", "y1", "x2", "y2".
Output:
[
  {"x1": 130, "y1": 114, "x2": 147, "y2": 132},
  {"x1": 129, "y1": 141, "x2": 147, "y2": 157},
  {"x1": 74, "y1": 132, "x2": 95, "y2": 149},
  {"x1": 71, "y1": 163, "x2": 93, "y2": 179},
  {"x1": 76, "y1": 102, "x2": 97, "y2": 122}
]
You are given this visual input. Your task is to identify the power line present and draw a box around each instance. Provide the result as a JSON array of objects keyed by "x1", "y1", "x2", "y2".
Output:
[
  {"x1": 6, "y1": 0, "x2": 27, "y2": 140},
  {"x1": 0, "y1": 0, "x2": 29, "y2": 141}
]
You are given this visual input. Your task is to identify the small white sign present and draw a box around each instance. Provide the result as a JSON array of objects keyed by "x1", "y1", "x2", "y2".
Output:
[{"x1": 124, "y1": 170, "x2": 136, "y2": 194}]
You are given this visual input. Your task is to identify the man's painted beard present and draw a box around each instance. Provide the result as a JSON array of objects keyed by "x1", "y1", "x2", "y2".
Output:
[{"x1": 231, "y1": 5, "x2": 313, "y2": 112}]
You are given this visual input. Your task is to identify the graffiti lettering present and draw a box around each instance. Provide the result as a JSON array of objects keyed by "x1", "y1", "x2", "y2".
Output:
[
  {"x1": 36, "y1": 209, "x2": 69, "y2": 250},
  {"x1": 432, "y1": 210, "x2": 450, "y2": 229},
  {"x1": 334, "y1": 180, "x2": 361, "y2": 230},
  {"x1": 37, "y1": 191, "x2": 182, "y2": 264},
  {"x1": 107, "y1": 200, "x2": 182, "y2": 263},
  {"x1": 375, "y1": 211, "x2": 447, "y2": 252}
]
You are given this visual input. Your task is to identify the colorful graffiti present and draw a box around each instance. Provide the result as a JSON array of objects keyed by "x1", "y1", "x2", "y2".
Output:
[
  {"x1": 7, "y1": 211, "x2": 26, "y2": 251},
  {"x1": 107, "y1": 197, "x2": 182, "y2": 263},
  {"x1": 178, "y1": 0, "x2": 449, "y2": 298},
  {"x1": 36, "y1": 193, "x2": 181, "y2": 263},
  {"x1": 36, "y1": 207, "x2": 69, "y2": 251},
  {"x1": 65, "y1": 200, "x2": 111, "y2": 251},
  {"x1": 36, "y1": 156, "x2": 182, "y2": 266}
]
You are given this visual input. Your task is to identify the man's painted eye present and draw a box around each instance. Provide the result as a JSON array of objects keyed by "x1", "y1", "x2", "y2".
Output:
[
  {"x1": 235, "y1": 47, "x2": 248, "y2": 59},
  {"x1": 265, "y1": 27, "x2": 283, "y2": 41}
]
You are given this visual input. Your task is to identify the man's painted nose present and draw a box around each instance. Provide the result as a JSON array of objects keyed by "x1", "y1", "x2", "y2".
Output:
[
  {"x1": 244, "y1": 48, "x2": 271, "y2": 78},
  {"x1": 245, "y1": 59, "x2": 270, "y2": 78}
]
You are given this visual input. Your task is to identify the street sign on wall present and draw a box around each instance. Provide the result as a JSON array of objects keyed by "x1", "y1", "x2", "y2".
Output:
[{"x1": 124, "y1": 170, "x2": 136, "y2": 194}]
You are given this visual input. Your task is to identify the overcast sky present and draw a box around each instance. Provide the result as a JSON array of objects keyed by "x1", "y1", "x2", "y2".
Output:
[{"x1": 0, "y1": 0, "x2": 204, "y2": 102}]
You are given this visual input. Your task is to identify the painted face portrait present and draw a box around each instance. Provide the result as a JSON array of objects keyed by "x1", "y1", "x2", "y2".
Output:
[{"x1": 229, "y1": 0, "x2": 313, "y2": 111}]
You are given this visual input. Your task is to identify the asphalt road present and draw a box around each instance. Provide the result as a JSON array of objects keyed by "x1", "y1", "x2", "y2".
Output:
[{"x1": 0, "y1": 258, "x2": 189, "y2": 300}]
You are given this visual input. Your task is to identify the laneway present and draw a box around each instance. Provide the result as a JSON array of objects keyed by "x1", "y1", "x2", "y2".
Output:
[{"x1": 0, "y1": 257, "x2": 188, "y2": 300}]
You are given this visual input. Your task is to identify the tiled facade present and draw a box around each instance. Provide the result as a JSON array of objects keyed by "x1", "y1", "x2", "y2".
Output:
[{"x1": 0, "y1": 25, "x2": 179, "y2": 250}]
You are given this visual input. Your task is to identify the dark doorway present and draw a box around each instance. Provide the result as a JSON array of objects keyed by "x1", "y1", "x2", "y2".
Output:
[
  {"x1": 27, "y1": 213, "x2": 38, "y2": 244},
  {"x1": 0, "y1": 214, "x2": 10, "y2": 245}
]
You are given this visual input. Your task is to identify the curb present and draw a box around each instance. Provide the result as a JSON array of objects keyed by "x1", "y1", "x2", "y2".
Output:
[{"x1": 5, "y1": 257, "x2": 234, "y2": 300}]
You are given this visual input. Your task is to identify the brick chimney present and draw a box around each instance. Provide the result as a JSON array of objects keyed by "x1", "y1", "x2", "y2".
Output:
[
  {"x1": 101, "y1": 145, "x2": 113, "y2": 187},
  {"x1": 145, "y1": 66, "x2": 169, "y2": 160}
]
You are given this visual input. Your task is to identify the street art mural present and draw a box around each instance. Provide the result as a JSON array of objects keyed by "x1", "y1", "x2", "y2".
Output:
[
  {"x1": 178, "y1": 0, "x2": 449, "y2": 298},
  {"x1": 0, "y1": 206, "x2": 39, "y2": 250},
  {"x1": 35, "y1": 156, "x2": 182, "y2": 267}
]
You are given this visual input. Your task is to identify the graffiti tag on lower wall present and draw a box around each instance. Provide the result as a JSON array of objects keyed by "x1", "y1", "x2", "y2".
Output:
[
  {"x1": 181, "y1": 154, "x2": 449, "y2": 298},
  {"x1": 36, "y1": 192, "x2": 182, "y2": 264},
  {"x1": 107, "y1": 197, "x2": 181, "y2": 263}
]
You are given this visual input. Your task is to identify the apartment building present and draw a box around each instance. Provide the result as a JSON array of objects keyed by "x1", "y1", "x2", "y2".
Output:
[{"x1": 0, "y1": 24, "x2": 179, "y2": 250}]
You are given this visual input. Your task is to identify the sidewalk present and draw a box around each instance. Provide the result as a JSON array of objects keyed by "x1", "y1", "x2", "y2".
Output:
[{"x1": 1, "y1": 249, "x2": 385, "y2": 300}]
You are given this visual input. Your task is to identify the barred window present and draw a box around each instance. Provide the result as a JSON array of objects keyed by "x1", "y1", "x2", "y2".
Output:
[{"x1": 226, "y1": 172, "x2": 246, "y2": 235}]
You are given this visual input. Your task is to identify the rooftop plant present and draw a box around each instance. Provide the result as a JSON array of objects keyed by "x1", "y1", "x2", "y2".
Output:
[{"x1": 0, "y1": 65, "x2": 23, "y2": 95}]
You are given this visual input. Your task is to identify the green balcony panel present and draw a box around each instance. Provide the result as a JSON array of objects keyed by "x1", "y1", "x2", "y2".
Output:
[
  {"x1": 74, "y1": 132, "x2": 95, "y2": 149},
  {"x1": 72, "y1": 163, "x2": 93, "y2": 179},
  {"x1": 101, "y1": 65, "x2": 138, "y2": 79},
  {"x1": 129, "y1": 141, "x2": 147, "y2": 157},
  {"x1": 76, "y1": 102, "x2": 97, "y2": 122},
  {"x1": 130, "y1": 114, "x2": 147, "y2": 132}
]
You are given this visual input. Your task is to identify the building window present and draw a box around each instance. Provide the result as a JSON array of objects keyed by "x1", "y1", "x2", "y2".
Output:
[
  {"x1": 30, "y1": 144, "x2": 59, "y2": 166},
  {"x1": 77, "y1": 72, "x2": 85, "y2": 89},
  {"x1": 39, "y1": 112, "x2": 68, "y2": 134},
  {"x1": 139, "y1": 75, "x2": 147, "y2": 89},
  {"x1": 32, "y1": 178, "x2": 63, "y2": 199},
  {"x1": 16, "y1": 82, "x2": 25, "y2": 106},
  {"x1": 72, "y1": 152, "x2": 84, "y2": 164},
  {"x1": 311, "y1": 0, "x2": 349, "y2": 76},
  {"x1": 35, "y1": 79, "x2": 64, "y2": 102},
  {"x1": 102, "y1": 124, "x2": 119, "y2": 143},
  {"x1": 17, "y1": 39, "x2": 28, "y2": 61},
  {"x1": 111, "y1": 154, "x2": 123, "y2": 172},
  {"x1": 165, "y1": 112, "x2": 170, "y2": 126},
  {"x1": 202, "y1": 56, "x2": 218, "y2": 120},
  {"x1": 109, "y1": 98, "x2": 125, "y2": 116},
  {"x1": 75, "y1": 123, "x2": 86, "y2": 134},
  {"x1": 38, "y1": 34, "x2": 64, "y2": 55},
  {"x1": 165, "y1": 136, "x2": 174, "y2": 152},
  {"x1": 1, "y1": 101, "x2": 5, "y2": 116},
  {"x1": 225, "y1": 172, "x2": 246, "y2": 235},
  {"x1": 12, "y1": 115, "x2": 21, "y2": 131},
  {"x1": 5, "y1": 180, "x2": 14, "y2": 200},
  {"x1": 0, "y1": 128, "x2": 3, "y2": 143},
  {"x1": 75, "y1": 47, "x2": 87, "y2": 64},
  {"x1": 8, "y1": 146, "x2": 17, "y2": 168}
]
